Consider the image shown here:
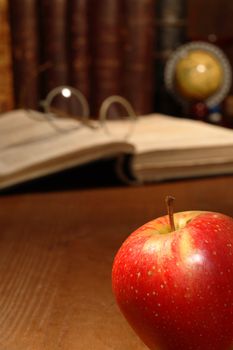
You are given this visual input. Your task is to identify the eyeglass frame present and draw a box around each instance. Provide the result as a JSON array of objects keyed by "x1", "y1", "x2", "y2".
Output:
[{"x1": 37, "y1": 85, "x2": 138, "y2": 139}]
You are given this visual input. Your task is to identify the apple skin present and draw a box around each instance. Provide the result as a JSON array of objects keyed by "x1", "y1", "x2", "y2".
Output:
[{"x1": 112, "y1": 211, "x2": 233, "y2": 350}]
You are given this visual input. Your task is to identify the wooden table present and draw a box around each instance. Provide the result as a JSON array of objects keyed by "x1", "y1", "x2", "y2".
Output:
[{"x1": 0, "y1": 175, "x2": 233, "y2": 350}]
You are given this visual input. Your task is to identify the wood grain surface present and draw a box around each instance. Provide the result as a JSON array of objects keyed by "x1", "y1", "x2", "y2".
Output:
[{"x1": 0, "y1": 176, "x2": 233, "y2": 349}]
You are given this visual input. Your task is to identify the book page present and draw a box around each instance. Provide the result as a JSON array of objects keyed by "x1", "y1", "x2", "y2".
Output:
[
  {"x1": 0, "y1": 110, "x2": 134, "y2": 187},
  {"x1": 129, "y1": 114, "x2": 233, "y2": 153},
  {"x1": 103, "y1": 114, "x2": 233, "y2": 176},
  {"x1": 97, "y1": 114, "x2": 233, "y2": 153},
  {"x1": 129, "y1": 115, "x2": 233, "y2": 177}
]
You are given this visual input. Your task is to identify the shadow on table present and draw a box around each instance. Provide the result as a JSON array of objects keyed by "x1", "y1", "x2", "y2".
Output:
[{"x1": 0, "y1": 158, "x2": 126, "y2": 195}]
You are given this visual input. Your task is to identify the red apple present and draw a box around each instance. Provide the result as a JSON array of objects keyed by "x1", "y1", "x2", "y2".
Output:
[{"x1": 112, "y1": 206, "x2": 233, "y2": 350}]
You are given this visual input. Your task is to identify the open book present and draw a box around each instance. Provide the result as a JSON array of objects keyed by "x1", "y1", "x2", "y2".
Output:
[{"x1": 1, "y1": 109, "x2": 233, "y2": 189}]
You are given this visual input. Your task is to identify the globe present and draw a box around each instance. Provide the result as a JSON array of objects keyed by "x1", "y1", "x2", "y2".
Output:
[{"x1": 174, "y1": 49, "x2": 224, "y2": 101}]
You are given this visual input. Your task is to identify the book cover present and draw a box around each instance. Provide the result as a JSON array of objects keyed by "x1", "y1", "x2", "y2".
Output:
[
  {"x1": 9, "y1": 0, "x2": 39, "y2": 110},
  {"x1": 0, "y1": 0, "x2": 14, "y2": 112},
  {"x1": 155, "y1": 0, "x2": 187, "y2": 115},
  {"x1": 122, "y1": 0, "x2": 155, "y2": 115}
]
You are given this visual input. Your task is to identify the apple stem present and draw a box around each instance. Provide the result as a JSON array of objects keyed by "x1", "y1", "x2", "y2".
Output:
[{"x1": 166, "y1": 195, "x2": 176, "y2": 232}]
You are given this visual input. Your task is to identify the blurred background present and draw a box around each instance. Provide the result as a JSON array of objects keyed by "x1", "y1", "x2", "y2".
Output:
[{"x1": 1, "y1": 0, "x2": 233, "y2": 125}]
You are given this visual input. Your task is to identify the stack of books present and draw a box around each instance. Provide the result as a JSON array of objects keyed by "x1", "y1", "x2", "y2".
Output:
[{"x1": 5, "y1": 0, "x2": 156, "y2": 116}]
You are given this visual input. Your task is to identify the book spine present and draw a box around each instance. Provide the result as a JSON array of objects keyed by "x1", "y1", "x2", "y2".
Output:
[
  {"x1": 40, "y1": 0, "x2": 69, "y2": 95},
  {"x1": 156, "y1": 0, "x2": 187, "y2": 60},
  {"x1": 0, "y1": 0, "x2": 14, "y2": 112},
  {"x1": 9, "y1": 0, "x2": 39, "y2": 109},
  {"x1": 155, "y1": 0, "x2": 188, "y2": 115},
  {"x1": 68, "y1": 0, "x2": 91, "y2": 101},
  {"x1": 122, "y1": 0, "x2": 156, "y2": 115},
  {"x1": 90, "y1": 0, "x2": 123, "y2": 117}
]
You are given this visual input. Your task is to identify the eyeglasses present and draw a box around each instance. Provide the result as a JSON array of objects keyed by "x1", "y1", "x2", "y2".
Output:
[{"x1": 27, "y1": 85, "x2": 138, "y2": 140}]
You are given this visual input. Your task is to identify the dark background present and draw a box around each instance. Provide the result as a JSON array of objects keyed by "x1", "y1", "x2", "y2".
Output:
[{"x1": 188, "y1": 0, "x2": 233, "y2": 74}]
